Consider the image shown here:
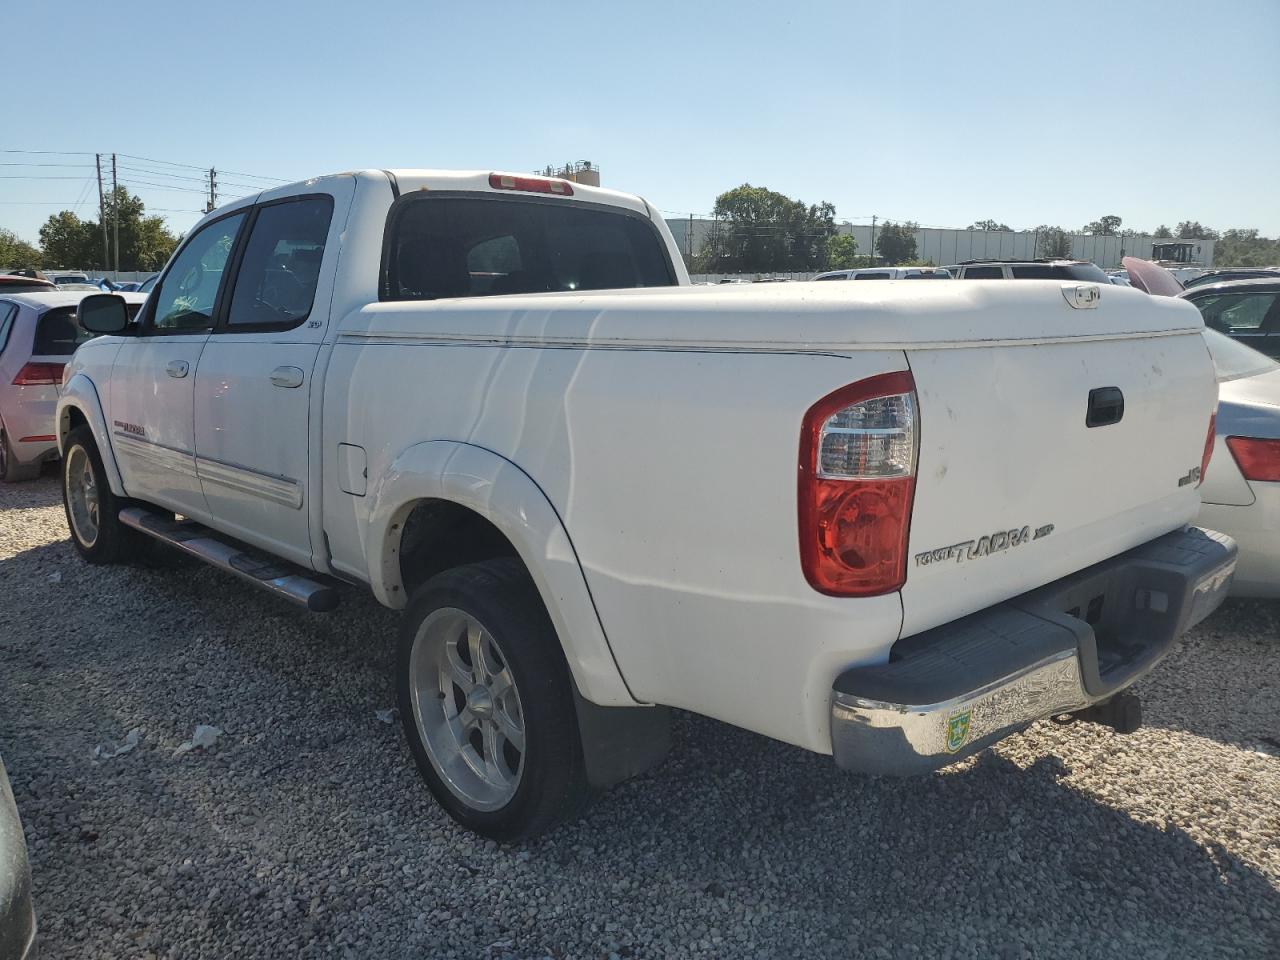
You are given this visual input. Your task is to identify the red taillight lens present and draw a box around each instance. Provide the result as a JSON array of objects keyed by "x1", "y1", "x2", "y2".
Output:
[
  {"x1": 488, "y1": 172, "x2": 574, "y2": 196},
  {"x1": 799, "y1": 370, "x2": 918, "y2": 596},
  {"x1": 1200, "y1": 412, "x2": 1216, "y2": 486},
  {"x1": 1225, "y1": 435, "x2": 1280, "y2": 482},
  {"x1": 12, "y1": 361, "x2": 65, "y2": 385}
]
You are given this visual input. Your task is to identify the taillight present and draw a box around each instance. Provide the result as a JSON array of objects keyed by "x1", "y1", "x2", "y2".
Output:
[
  {"x1": 12, "y1": 362, "x2": 65, "y2": 385},
  {"x1": 488, "y1": 172, "x2": 574, "y2": 196},
  {"x1": 1225, "y1": 435, "x2": 1280, "y2": 482},
  {"x1": 798, "y1": 370, "x2": 918, "y2": 596},
  {"x1": 1200, "y1": 412, "x2": 1216, "y2": 486}
]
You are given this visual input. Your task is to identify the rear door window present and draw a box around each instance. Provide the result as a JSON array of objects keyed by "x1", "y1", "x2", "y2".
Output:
[
  {"x1": 383, "y1": 195, "x2": 675, "y2": 301},
  {"x1": 226, "y1": 196, "x2": 334, "y2": 329},
  {"x1": 852, "y1": 272, "x2": 892, "y2": 280}
]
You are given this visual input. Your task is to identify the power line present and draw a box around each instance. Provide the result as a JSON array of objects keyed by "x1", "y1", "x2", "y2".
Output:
[{"x1": 0, "y1": 161, "x2": 97, "y2": 169}]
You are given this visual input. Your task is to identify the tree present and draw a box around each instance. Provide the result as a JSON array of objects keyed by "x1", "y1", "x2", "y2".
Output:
[
  {"x1": 35, "y1": 187, "x2": 180, "y2": 271},
  {"x1": 1081, "y1": 214, "x2": 1122, "y2": 236},
  {"x1": 0, "y1": 228, "x2": 42, "y2": 269},
  {"x1": 825, "y1": 234, "x2": 860, "y2": 269},
  {"x1": 1176, "y1": 220, "x2": 1219, "y2": 240},
  {"x1": 1215, "y1": 228, "x2": 1280, "y2": 268},
  {"x1": 39, "y1": 211, "x2": 98, "y2": 268},
  {"x1": 698, "y1": 184, "x2": 838, "y2": 274},
  {"x1": 969, "y1": 219, "x2": 1011, "y2": 232},
  {"x1": 1033, "y1": 225, "x2": 1072, "y2": 259},
  {"x1": 1153, "y1": 224, "x2": 1172, "y2": 238},
  {"x1": 875, "y1": 222, "x2": 918, "y2": 265}
]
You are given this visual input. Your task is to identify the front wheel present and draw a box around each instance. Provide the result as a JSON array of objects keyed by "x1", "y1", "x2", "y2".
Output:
[
  {"x1": 397, "y1": 559, "x2": 591, "y2": 841},
  {"x1": 62, "y1": 426, "x2": 144, "y2": 564}
]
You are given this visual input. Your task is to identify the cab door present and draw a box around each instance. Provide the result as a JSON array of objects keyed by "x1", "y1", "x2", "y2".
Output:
[
  {"x1": 108, "y1": 211, "x2": 247, "y2": 520},
  {"x1": 192, "y1": 185, "x2": 349, "y2": 568}
]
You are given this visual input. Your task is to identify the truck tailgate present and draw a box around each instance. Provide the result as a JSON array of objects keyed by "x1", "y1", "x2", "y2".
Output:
[{"x1": 901, "y1": 327, "x2": 1216, "y2": 639}]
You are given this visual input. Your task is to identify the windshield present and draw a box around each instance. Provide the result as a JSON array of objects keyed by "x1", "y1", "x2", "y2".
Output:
[{"x1": 1202, "y1": 327, "x2": 1278, "y2": 382}]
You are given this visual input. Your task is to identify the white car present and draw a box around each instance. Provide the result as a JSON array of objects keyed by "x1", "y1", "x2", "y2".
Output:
[
  {"x1": 1199, "y1": 328, "x2": 1280, "y2": 597},
  {"x1": 58, "y1": 169, "x2": 1234, "y2": 840},
  {"x1": 0, "y1": 291, "x2": 144, "y2": 481}
]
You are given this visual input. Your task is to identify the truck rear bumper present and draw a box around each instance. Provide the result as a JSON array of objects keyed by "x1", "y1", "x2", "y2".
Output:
[{"x1": 830, "y1": 526, "x2": 1236, "y2": 775}]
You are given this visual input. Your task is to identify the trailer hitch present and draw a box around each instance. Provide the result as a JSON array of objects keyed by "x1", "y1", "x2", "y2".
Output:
[{"x1": 1050, "y1": 690, "x2": 1143, "y2": 734}]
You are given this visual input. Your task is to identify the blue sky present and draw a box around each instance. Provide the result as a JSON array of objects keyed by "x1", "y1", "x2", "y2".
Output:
[{"x1": 5, "y1": 0, "x2": 1279, "y2": 243}]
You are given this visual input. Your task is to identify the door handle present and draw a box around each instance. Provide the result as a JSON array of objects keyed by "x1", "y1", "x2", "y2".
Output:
[
  {"x1": 166, "y1": 360, "x2": 189, "y2": 379},
  {"x1": 270, "y1": 366, "x2": 305, "y2": 389}
]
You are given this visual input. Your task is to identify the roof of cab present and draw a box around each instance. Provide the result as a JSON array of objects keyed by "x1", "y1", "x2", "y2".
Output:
[{"x1": 385, "y1": 169, "x2": 652, "y2": 217}]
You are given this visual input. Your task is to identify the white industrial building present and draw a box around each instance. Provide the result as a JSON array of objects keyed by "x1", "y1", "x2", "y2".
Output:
[{"x1": 664, "y1": 219, "x2": 1214, "y2": 271}]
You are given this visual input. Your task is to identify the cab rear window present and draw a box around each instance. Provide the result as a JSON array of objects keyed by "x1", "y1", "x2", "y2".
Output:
[{"x1": 382, "y1": 194, "x2": 676, "y2": 301}]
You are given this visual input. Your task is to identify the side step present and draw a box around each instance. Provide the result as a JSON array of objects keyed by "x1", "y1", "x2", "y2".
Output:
[{"x1": 119, "y1": 506, "x2": 341, "y2": 613}]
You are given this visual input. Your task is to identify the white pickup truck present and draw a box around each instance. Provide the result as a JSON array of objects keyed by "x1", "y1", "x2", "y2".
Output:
[{"x1": 60, "y1": 170, "x2": 1236, "y2": 840}]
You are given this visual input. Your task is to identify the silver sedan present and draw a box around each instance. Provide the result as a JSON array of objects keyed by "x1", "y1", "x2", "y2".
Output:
[{"x1": 1200, "y1": 328, "x2": 1280, "y2": 597}]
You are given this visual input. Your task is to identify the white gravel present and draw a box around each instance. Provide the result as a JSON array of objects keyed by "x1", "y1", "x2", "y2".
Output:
[{"x1": 1, "y1": 472, "x2": 1278, "y2": 959}]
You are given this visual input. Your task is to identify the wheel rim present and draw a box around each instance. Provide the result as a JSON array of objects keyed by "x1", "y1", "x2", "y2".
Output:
[
  {"x1": 65, "y1": 445, "x2": 100, "y2": 548},
  {"x1": 409, "y1": 607, "x2": 526, "y2": 811}
]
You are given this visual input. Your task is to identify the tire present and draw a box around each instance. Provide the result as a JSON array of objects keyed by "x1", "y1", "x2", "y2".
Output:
[
  {"x1": 61, "y1": 425, "x2": 145, "y2": 564},
  {"x1": 397, "y1": 558, "x2": 592, "y2": 841},
  {"x1": 0, "y1": 426, "x2": 40, "y2": 483}
]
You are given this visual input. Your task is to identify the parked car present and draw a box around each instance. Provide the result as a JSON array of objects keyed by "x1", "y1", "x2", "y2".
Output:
[
  {"x1": 136, "y1": 274, "x2": 159, "y2": 294},
  {"x1": 49, "y1": 273, "x2": 89, "y2": 285},
  {"x1": 1179, "y1": 278, "x2": 1280, "y2": 358},
  {"x1": 60, "y1": 169, "x2": 1234, "y2": 840},
  {"x1": 0, "y1": 757, "x2": 34, "y2": 960},
  {"x1": 1199, "y1": 329, "x2": 1280, "y2": 597},
  {"x1": 949, "y1": 259, "x2": 1111, "y2": 281},
  {"x1": 0, "y1": 291, "x2": 146, "y2": 481},
  {"x1": 814, "y1": 267, "x2": 951, "y2": 280},
  {"x1": 112, "y1": 281, "x2": 142, "y2": 292},
  {"x1": 1182, "y1": 269, "x2": 1280, "y2": 289},
  {"x1": 0, "y1": 276, "x2": 55, "y2": 294}
]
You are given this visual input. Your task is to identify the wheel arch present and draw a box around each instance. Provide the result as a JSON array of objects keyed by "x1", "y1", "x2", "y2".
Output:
[
  {"x1": 366, "y1": 440, "x2": 640, "y2": 708},
  {"x1": 57, "y1": 376, "x2": 126, "y2": 497}
]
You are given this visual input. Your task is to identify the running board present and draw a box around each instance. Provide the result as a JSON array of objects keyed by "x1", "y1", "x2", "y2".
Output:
[{"x1": 118, "y1": 506, "x2": 340, "y2": 612}]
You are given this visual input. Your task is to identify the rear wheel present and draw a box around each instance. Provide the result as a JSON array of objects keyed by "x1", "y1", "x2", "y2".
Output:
[
  {"x1": 0, "y1": 426, "x2": 40, "y2": 483},
  {"x1": 62, "y1": 426, "x2": 144, "y2": 564},
  {"x1": 397, "y1": 558, "x2": 591, "y2": 841}
]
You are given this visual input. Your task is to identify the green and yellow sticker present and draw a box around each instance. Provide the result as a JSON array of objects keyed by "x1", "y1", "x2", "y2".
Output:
[{"x1": 945, "y1": 709, "x2": 972, "y2": 753}]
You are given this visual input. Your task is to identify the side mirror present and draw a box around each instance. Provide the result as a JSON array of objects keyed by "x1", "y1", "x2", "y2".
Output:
[{"x1": 77, "y1": 293, "x2": 131, "y2": 334}]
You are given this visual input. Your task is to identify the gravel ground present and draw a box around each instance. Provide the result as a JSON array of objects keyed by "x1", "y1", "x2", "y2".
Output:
[{"x1": 1, "y1": 472, "x2": 1278, "y2": 960}]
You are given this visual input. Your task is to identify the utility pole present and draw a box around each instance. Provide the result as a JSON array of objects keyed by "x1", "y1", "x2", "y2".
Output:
[
  {"x1": 687, "y1": 213, "x2": 694, "y2": 263},
  {"x1": 111, "y1": 154, "x2": 120, "y2": 276},
  {"x1": 870, "y1": 215, "x2": 877, "y2": 266},
  {"x1": 95, "y1": 154, "x2": 107, "y2": 272},
  {"x1": 206, "y1": 168, "x2": 217, "y2": 213}
]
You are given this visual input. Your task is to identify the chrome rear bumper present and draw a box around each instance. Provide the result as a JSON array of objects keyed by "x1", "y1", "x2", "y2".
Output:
[{"x1": 831, "y1": 526, "x2": 1236, "y2": 775}]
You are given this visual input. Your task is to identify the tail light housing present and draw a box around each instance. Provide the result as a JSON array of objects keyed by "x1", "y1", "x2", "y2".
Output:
[
  {"x1": 799, "y1": 370, "x2": 918, "y2": 596},
  {"x1": 1225, "y1": 435, "x2": 1280, "y2": 482},
  {"x1": 12, "y1": 361, "x2": 66, "y2": 385},
  {"x1": 1200, "y1": 412, "x2": 1216, "y2": 485}
]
